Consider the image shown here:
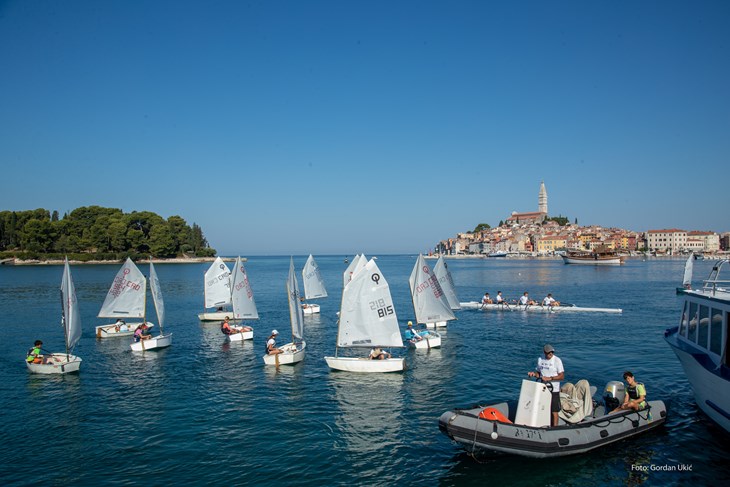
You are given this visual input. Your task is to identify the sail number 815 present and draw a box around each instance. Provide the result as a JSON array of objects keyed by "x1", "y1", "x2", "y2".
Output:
[{"x1": 369, "y1": 298, "x2": 394, "y2": 318}]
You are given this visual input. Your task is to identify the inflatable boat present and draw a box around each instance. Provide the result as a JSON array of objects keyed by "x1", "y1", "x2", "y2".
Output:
[{"x1": 439, "y1": 379, "x2": 666, "y2": 458}]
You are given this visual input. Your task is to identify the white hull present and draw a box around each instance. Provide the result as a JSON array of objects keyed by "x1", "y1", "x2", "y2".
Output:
[
  {"x1": 324, "y1": 356, "x2": 405, "y2": 373},
  {"x1": 263, "y1": 342, "x2": 306, "y2": 365},
  {"x1": 460, "y1": 301, "x2": 622, "y2": 314},
  {"x1": 226, "y1": 328, "x2": 254, "y2": 341},
  {"x1": 302, "y1": 303, "x2": 320, "y2": 315},
  {"x1": 667, "y1": 332, "x2": 730, "y2": 432},
  {"x1": 408, "y1": 331, "x2": 441, "y2": 349},
  {"x1": 130, "y1": 333, "x2": 173, "y2": 352},
  {"x1": 95, "y1": 322, "x2": 150, "y2": 338},
  {"x1": 198, "y1": 311, "x2": 232, "y2": 321},
  {"x1": 26, "y1": 353, "x2": 82, "y2": 374},
  {"x1": 424, "y1": 321, "x2": 448, "y2": 329},
  {"x1": 561, "y1": 255, "x2": 623, "y2": 265}
]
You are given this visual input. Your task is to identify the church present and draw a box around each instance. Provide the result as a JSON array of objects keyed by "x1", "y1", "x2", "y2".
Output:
[{"x1": 505, "y1": 182, "x2": 548, "y2": 225}]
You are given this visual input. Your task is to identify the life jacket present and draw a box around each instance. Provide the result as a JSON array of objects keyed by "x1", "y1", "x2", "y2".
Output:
[
  {"x1": 478, "y1": 407, "x2": 512, "y2": 423},
  {"x1": 627, "y1": 383, "x2": 645, "y2": 400},
  {"x1": 26, "y1": 347, "x2": 39, "y2": 362},
  {"x1": 265, "y1": 338, "x2": 275, "y2": 354}
]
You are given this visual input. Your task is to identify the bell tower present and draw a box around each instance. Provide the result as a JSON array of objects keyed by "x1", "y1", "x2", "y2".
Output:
[{"x1": 539, "y1": 181, "x2": 548, "y2": 214}]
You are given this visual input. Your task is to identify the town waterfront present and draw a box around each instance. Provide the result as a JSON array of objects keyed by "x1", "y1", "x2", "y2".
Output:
[{"x1": 1, "y1": 255, "x2": 728, "y2": 486}]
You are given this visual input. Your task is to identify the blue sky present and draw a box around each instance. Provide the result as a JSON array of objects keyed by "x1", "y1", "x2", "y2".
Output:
[{"x1": 1, "y1": 1, "x2": 728, "y2": 255}]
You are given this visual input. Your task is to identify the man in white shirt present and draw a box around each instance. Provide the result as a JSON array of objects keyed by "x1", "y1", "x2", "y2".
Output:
[{"x1": 527, "y1": 344, "x2": 565, "y2": 426}]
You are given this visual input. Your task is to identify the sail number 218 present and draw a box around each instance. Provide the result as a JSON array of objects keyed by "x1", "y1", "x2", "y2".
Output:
[{"x1": 369, "y1": 298, "x2": 394, "y2": 318}]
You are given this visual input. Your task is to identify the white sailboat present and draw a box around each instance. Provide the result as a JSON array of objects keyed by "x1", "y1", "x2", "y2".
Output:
[
  {"x1": 198, "y1": 257, "x2": 232, "y2": 321},
  {"x1": 130, "y1": 259, "x2": 172, "y2": 352},
  {"x1": 676, "y1": 253, "x2": 695, "y2": 294},
  {"x1": 343, "y1": 253, "x2": 366, "y2": 288},
  {"x1": 264, "y1": 257, "x2": 306, "y2": 365},
  {"x1": 226, "y1": 256, "x2": 256, "y2": 341},
  {"x1": 96, "y1": 258, "x2": 153, "y2": 338},
  {"x1": 26, "y1": 258, "x2": 83, "y2": 374},
  {"x1": 301, "y1": 254, "x2": 327, "y2": 315},
  {"x1": 433, "y1": 255, "x2": 461, "y2": 311},
  {"x1": 325, "y1": 257, "x2": 405, "y2": 373},
  {"x1": 410, "y1": 254, "x2": 456, "y2": 331},
  {"x1": 406, "y1": 255, "x2": 454, "y2": 348}
]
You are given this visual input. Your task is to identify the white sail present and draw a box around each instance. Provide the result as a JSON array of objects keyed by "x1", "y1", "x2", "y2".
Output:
[
  {"x1": 61, "y1": 258, "x2": 82, "y2": 351},
  {"x1": 288, "y1": 257, "x2": 305, "y2": 341},
  {"x1": 409, "y1": 255, "x2": 456, "y2": 324},
  {"x1": 98, "y1": 258, "x2": 146, "y2": 319},
  {"x1": 343, "y1": 253, "x2": 367, "y2": 288},
  {"x1": 204, "y1": 257, "x2": 232, "y2": 308},
  {"x1": 149, "y1": 260, "x2": 165, "y2": 333},
  {"x1": 231, "y1": 256, "x2": 259, "y2": 320},
  {"x1": 338, "y1": 258, "x2": 403, "y2": 348},
  {"x1": 433, "y1": 255, "x2": 461, "y2": 310},
  {"x1": 302, "y1": 254, "x2": 328, "y2": 299},
  {"x1": 683, "y1": 254, "x2": 694, "y2": 288}
]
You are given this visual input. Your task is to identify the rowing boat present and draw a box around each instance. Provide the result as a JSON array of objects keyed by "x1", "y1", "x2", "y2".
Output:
[{"x1": 459, "y1": 301, "x2": 622, "y2": 314}]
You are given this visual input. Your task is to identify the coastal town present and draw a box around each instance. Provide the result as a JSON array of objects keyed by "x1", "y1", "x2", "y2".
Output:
[{"x1": 434, "y1": 182, "x2": 729, "y2": 257}]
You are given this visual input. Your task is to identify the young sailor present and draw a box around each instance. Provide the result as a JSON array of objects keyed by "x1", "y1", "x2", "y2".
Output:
[{"x1": 613, "y1": 371, "x2": 647, "y2": 412}]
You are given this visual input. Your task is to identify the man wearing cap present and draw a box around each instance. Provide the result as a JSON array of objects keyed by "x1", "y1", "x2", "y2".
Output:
[
  {"x1": 266, "y1": 329, "x2": 282, "y2": 355},
  {"x1": 527, "y1": 344, "x2": 565, "y2": 426}
]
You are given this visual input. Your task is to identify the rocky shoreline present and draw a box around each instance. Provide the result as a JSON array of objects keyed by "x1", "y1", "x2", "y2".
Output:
[{"x1": 0, "y1": 256, "x2": 239, "y2": 266}]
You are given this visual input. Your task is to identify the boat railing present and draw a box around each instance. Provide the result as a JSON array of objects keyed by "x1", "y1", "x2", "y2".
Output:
[{"x1": 701, "y1": 259, "x2": 730, "y2": 295}]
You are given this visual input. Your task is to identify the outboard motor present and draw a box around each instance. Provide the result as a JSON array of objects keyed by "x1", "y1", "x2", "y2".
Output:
[{"x1": 603, "y1": 381, "x2": 625, "y2": 411}]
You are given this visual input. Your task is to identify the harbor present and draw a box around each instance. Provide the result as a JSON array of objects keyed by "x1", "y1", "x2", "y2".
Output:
[{"x1": 2, "y1": 255, "x2": 728, "y2": 485}]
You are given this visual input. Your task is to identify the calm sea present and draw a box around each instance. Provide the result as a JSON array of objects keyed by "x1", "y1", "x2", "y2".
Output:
[{"x1": 1, "y1": 255, "x2": 728, "y2": 486}]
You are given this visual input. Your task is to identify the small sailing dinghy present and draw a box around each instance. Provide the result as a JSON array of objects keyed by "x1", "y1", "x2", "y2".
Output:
[
  {"x1": 264, "y1": 257, "x2": 306, "y2": 365},
  {"x1": 409, "y1": 254, "x2": 455, "y2": 332},
  {"x1": 406, "y1": 255, "x2": 455, "y2": 348},
  {"x1": 26, "y1": 258, "x2": 83, "y2": 374},
  {"x1": 676, "y1": 253, "x2": 694, "y2": 294},
  {"x1": 130, "y1": 259, "x2": 172, "y2": 352},
  {"x1": 198, "y1": 257, "x2": 232, "y2": 321},
  {"x1": 343, "y1": 253, "x2": 366, "y2": 288},
  {"x1": 325, "y1": 257, "x2": 405, "y2": 373},
  {"x1": 301, "y1": 254, "x2": 327, "y2": 315},
  {"x1": 225, "y1": 256, "x2": 256, "y2": 342},
  {"x1": 433, "y1": 255, "x2": 461, "y2": 312},
  {"x1": 96, "y1": 258, "x2": 154, "y2": 338}
]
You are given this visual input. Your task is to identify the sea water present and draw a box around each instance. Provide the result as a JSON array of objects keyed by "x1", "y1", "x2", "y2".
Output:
[{"x1": 1, "y1": 256, "x2": 728, "y2": 486}]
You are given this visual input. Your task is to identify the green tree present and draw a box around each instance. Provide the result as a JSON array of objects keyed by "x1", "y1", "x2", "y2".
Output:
[
  {"x1": 473, "y1": 223, "x2": 491, "y2": 233},
  {"x1": 149, "y1": 222, "x2": 177, "y2": 257}
]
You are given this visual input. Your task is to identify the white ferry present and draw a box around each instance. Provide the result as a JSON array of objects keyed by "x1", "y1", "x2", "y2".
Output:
[{"x1": 665, "y1": 259, "x2": 730, "y2": 433}]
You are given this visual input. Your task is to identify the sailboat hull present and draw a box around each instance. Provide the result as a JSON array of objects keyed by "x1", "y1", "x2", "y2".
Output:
[
  {"x1": 198, "y1": 311, "x2": 232, "y2": 321},
  {"x1": 408, "y1": 331, "x2": 442, "y2": 349},
  {"x1": 302, "y1": 303, "x2": 320, "y2": 315},
  {"x1": 324, "y1": 356, "x2": 405, "y2": 373},
  {"x1": 263, "y1": 342, "x2": 306, "y2": 365},
  {"x1": 26, "y1": 354, "x2": 82, "y2": 374},
  {"x1": 226, "y1": 328, "x2": 254, "y2": 341},
  {"x1": 130, "y1": 333, "x2": 173, "y2": 352},
  {"x1": 96, "y1": 322, "x2": 151, "y2": 338}
]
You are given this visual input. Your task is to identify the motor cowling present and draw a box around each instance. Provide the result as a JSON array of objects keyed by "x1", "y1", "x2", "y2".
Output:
[{"x1": 603, "y1": 380, "x2": 625, "y2": 411}]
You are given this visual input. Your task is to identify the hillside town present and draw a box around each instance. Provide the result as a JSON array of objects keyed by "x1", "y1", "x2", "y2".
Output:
[{"x1": 434, "y1": 182, "x2": 729, "y2": 257}]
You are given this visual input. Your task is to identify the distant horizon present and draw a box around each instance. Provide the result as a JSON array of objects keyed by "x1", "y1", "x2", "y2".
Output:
[{"x1": 2, "y1": 1, "x2": 728, "y2": 255}]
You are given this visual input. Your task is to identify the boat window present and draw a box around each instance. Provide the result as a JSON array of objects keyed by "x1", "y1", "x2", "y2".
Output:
[
  {"x1": 709, "y1": 308, "x2": 722, "y2": 356},
  {"x1": 698, "y1": 305, "x2": 709, "y2": 349},
  {"x1": 688, "y1": 302, "x2": 698, "y2": 343},
  {"x1": 679, "y1": 302, "x2": 689, "y2": 337}
]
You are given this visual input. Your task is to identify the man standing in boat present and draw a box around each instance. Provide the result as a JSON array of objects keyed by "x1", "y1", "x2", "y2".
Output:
[{"x1": 527, "y1": 344, "x2": 565, "y2": 427}]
